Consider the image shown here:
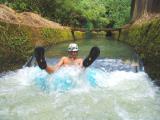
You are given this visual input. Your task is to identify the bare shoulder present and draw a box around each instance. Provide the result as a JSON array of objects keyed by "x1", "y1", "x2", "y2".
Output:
[
  {"x1": 60, "y1": 56, "x2": 70, "y2": 63},
  {"x1": 61, "y1": 56, "x2": 68, "y2": 60}
]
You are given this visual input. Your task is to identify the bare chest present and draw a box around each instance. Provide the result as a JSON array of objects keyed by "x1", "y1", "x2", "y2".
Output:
[{"x1": 63, "y1": 58, "x2": 81, "y2": 65}]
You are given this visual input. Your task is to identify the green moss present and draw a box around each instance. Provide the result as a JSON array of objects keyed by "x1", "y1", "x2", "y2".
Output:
[
  {"x1": 0, "y1": 22, "x2": 33, "y2": 72},
  {"x1": 118, "y1": 18, "x2": 160, "y2": 81},
  {"x1": 74, "y1": 31, "x2": 86, "y2": 40},
  {"x1": 41, "y1": 28, "x2": 73, "y2": 45},
  {"x1": 41, "y1": 28, "x2": 54, "y2": 40}
]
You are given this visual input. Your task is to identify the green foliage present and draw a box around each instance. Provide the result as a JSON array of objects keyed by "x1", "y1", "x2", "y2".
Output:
[
  {"x1": 71, "y1": 0, "x2": 108, "y2": 28},
  {"x1": 0, "y1": 0, "x2": 131, "y2": 28},
  {"x1": 0, "y1": 0, "x2": 41, "y2": 12},
  {"x1": 104, "y1": 0, "x2": 131, "y2": 27}
]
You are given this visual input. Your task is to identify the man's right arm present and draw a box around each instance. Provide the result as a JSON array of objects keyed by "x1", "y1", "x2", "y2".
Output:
[{"x1": 45, "y1": 57, "x2": 65, "y2": 74}]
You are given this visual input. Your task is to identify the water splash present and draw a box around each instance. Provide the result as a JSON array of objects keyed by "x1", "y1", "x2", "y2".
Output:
[{"x1": 0, "y1": 59, "x2": 160, "y2": 120}]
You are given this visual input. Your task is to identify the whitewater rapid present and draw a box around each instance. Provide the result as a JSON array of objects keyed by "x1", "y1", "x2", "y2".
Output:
[{"x1": 0, "y1": 59, "x2": 160, "y2": 120}]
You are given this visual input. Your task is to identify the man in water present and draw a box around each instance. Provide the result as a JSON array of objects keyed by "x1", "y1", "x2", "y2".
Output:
[
  {"x1": 46, "y1": 43, "x2": 83, "y2": 73},
  {"x1": 35, "y1": 43, "x2": 100, "y2": 74}
]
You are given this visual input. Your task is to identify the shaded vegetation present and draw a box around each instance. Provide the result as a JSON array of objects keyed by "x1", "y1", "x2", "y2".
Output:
[{"x1": 0, "y1": 0, "x2": 131, "y2": 28}]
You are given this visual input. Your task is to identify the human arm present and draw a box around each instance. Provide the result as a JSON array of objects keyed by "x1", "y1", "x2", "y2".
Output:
[
  {"x1": 45, "y1": 57, "x2": 65, "y2": 74},
  {"x1": 79, "y1": 58, "x2": 83, "y2": 68}
]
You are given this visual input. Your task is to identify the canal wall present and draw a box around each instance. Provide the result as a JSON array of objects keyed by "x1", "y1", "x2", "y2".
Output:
[
  {"x1": 117, "y1": 18, "x2": 160, "y2": 83},
  {"x1": 113, "y1": 0, "x2": 160, "y2": 84}
]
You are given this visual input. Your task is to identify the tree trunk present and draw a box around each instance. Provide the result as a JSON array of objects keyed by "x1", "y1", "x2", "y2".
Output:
[{"x1": 131, "y1": 0, "x2": 160, "y2": 21}]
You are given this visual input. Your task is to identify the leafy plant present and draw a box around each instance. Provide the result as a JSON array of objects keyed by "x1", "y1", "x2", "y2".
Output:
[{"x1": 0, "y1": 0, "x2": 131, "y2": 28}]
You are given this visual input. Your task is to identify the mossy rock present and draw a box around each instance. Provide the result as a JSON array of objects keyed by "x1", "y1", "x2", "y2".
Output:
[{"x1": 117, "y1": 18, "x2": 160, "y2": 82}]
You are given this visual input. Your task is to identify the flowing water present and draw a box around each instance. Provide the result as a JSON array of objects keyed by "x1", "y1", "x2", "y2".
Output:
[{"x1": 0, "y1": 39, "x2": 160, "y2": 120}]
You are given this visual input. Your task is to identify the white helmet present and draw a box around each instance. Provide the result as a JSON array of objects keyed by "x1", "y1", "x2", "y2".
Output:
[{"x1": 68, "y1": 43, "x2": 79, "y2": 51}]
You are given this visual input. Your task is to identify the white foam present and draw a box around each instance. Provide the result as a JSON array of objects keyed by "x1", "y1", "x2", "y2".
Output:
[{"x1": 0, "y1": 65, "x2": 160, "y2": 120}]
